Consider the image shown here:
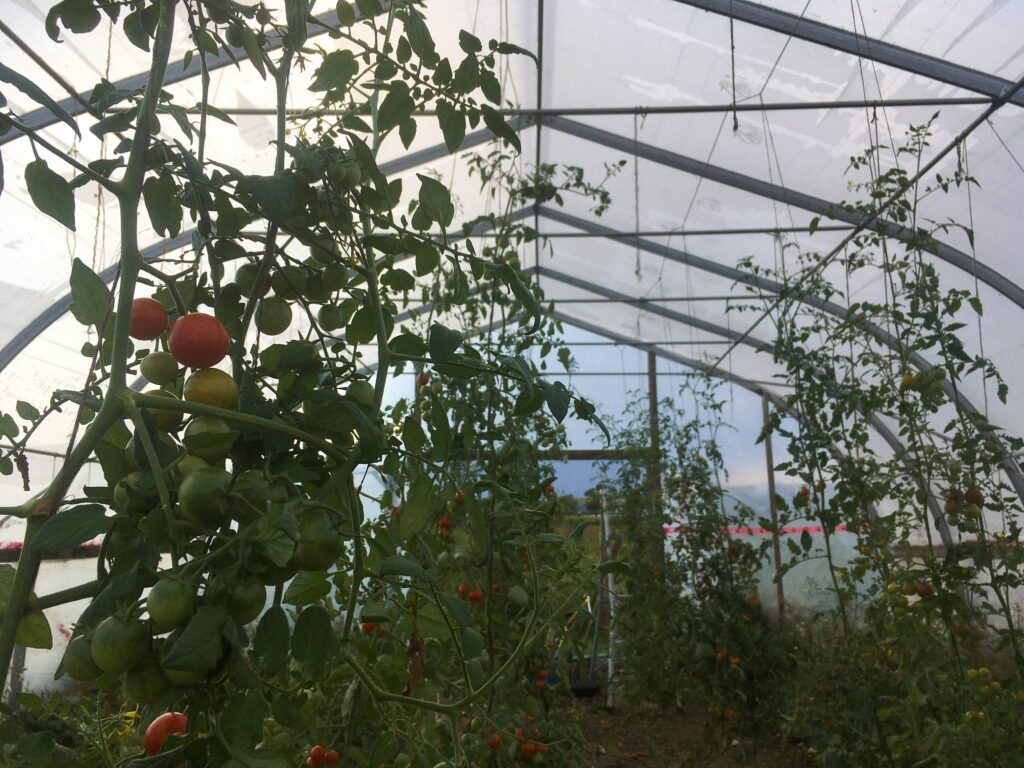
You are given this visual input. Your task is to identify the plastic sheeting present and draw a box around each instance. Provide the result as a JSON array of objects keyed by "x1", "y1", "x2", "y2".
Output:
[{"x1": 1, "y1": 0, "x2": 1024, "y2": 508}]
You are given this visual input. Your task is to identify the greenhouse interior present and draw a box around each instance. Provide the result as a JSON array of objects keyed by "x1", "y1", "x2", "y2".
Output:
[{"x1": 1, "y1": 0, "x2": 1024, "y2": 765}]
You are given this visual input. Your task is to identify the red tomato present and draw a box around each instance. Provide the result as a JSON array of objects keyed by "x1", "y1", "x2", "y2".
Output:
[
  {"x1": 390, "y1": 506, "x2": 401, "y2": 519},
  {"x1": 522, "y1": 742, "x2": 537, "y2": 757},
  {"x1": 454, "y1": 490, "x2": 465, "y2": 507},
  {"x1": 361, "y1": 621, "x2": 377, "y2": 634},
  {"x1": 416, "y1": 373, "x2": 430, "y2": 387},
  {"x1": 438, "y1": 515, "x2": 452, "y2": 529},
  {"x1": 323, "y1": 750, "x2": 339, "y2": 766},
  {"x1": 308, "y1": 745, "x2": 325, "y2": 764},
  {"x1": 488, "y1": 734, "x2": 502, "y2": 749},
  {"x1": 168, "y1": 313, "x2": 230, "y2": 368},
  {"x1": 130, "y1": 298, "x2": 169, "y2": 340},
  {"x1": 144, "y1": 711, "x2": 187, "y2": 756},
  {"x1": 468, "y1": 588, "x2": 484, "y2": 605},
  {"x1": 534, "y1": 679, "x2": 546, "y2": 690},
  {"x1": 544, "y1": 484, "x2": 555, "y2": 496},
  {"x1": 457, "y1": 583, "x2": 470, "y2": 598}
]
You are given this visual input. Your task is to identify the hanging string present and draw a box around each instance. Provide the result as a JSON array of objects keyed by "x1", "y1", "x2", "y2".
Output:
[
  {"x1": 729, "y1": 0, "x2": 738, "y2": 132},
  {"x1": 633, "y1": 112, "x2": 641, "y2": 279}
]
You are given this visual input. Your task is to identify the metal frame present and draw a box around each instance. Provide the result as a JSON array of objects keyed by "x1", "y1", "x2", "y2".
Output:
[
  {"x1": 675, "y1": 0, "x2": 1024, "y2": 109},
  {"x1": 537, "y1": 207, "x2": 1024, "y2": 504},
  {"x1": 545, "y1": 311, "x2": 951, "y2": 547},
  {"x1": 539, "y1": 116, "x2": 1024, "y2": 313}
]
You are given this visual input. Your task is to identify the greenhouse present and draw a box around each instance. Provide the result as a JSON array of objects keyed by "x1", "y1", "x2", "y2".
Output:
[{"x1": 1, "y1": 0, "x2": 1023, "y2": 765}]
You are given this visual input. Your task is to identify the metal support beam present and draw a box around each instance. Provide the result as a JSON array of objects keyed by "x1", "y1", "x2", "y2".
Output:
[
  {"x1": 675, "y1": 0, "x2": 1024, "y2": 108},
  {"x1": 131, "y1": 96, "x2": 991, "y2": 120},
  {"x1": 540, "y1": 116, "x2": 1024, "y2": 313}
]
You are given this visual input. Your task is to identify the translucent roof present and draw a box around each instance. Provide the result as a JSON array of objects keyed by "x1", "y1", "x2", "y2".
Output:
[{"x1": 2, "y1": 0, "x2": 1024, "y2": 521}]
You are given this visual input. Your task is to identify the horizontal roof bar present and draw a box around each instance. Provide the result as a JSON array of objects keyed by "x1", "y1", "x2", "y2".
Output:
[
  {"x1": 675, "y1": 0, "x2": 1024, "y2": 108},
  {"x1": 134, "y1": 96, "x2": 989, "y2": 120},
  {"x1": 541, "y1": 116, "x2": 1024, "y2": 313}
]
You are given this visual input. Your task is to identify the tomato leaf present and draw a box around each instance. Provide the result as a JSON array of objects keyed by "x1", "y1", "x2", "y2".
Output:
[
  {"x1": 0, "y1": 566, "x2": 51, "y2": 650},
  {"x1": 143, "y1": 173, "x2": 182, "y2": 237},
  {"x1": 397, "y1": 475, "x2": 435, "y2": 542},
  {"x1": 283, "y1": 0, "x2": 309, "y2": 50},
  {"x1": 27, "y1": 503, "x2": 110, "y2": 554},
  {"x1": 0, "y1": 62, "x2": 80, "y2": 138},
  {"x1": 416, "y1": 174, "x2": 455, "y2": 227},
  {"x1": 291, "y1": 605, "x2": 332, "y2": 673},
  {"x1": 379, "y1": 555, "x2": 436, "y2": 584},
  {"x1": 428, "y1": 323, "x2": 463, "y2": 365},
  {"x1": 161, "y1": 606, "x2": 228, "y2": 673},
  {"x1": 69, "y1": 258, "x2": 111, "y2": 327},
  {"x1": 283, "y1": 570, "x2": 330, "y2": 605},
  {"x1": 436, "y1": 101, "x2": 466, "y2": 153},
  {"x1": 539, "y1": 380, "x2": 571, "y2": 422},
  {"x1": 437, "y1": 591, "x2": 469, "y2": 631},
  {"x1": 26, "y1": 159, "x2": 76, "y2": 230},
  {"x1": 253, "y1": 606, "x2": 290, "y2": 675}
]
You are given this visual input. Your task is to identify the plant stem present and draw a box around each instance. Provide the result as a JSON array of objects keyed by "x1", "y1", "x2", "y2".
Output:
[{"x1": 0, "y1": 0, "x2": 179, "y2": 693}]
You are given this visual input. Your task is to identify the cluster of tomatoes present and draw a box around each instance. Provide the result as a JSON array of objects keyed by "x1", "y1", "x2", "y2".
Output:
[
  {"x1": 60, "y1": 296, "x2": 349, "y2": 696},
  {"x1": 305, "y1": 745, "x2": 340, "y2": 767},
  {"x1": 514, "y1": 717, "x2": 549, "y2": 763},
  {"x1": 531, "y1": 669, "x2": 548, "y2": 691},
  {"x1": 457, "y1": 583, "x2": 485, "y2": 605}
]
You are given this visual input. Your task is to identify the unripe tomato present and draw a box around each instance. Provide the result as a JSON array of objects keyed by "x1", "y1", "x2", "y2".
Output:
[
  {"x1": 183, "y1": 368, "x2": 239, "y2": 410},
  {"x1": 270, "y1": 265, "x2": 308, "y2": 299},
  {"x1": 225, "y1": 578, "x2": 267, "y2": 625},
  {"x1": 468, "y1": 588, "x2": 484, "y2": 605},
  {"x1": 130, "y1": 298, "x2": 169, "y2": 340},
  {"x1": 143, "y1": 390, "x2": 184, "y2": 432},
  {"x1": 235, "y1": 262, "x2": 270, "y2": 297},
  {"x1": 124, "y1": 657, "x2": 170, "y2": 704},
  {"x1": 147, "y1": 578, "x2": 196, "y2": 631},
  {"x1": 90, "y1": 616, "x2": 150, "y2": 674},
  {"x1": 255, "y1": 296, "x2": 293, "y2": 336},
  {"x1": 140, "y1": 351, "x2": 179, "y2": 385},
  {"x1": 144, "y1": 711, "x2": 187, "y2": 756},
  {"x1": 346, "y1": 380, "x2": 374, "y2": 406},
  {"x1": 182, "y1": 416, "x2": 236, "y2": 463},
  {"x1": 296, "y1": 508, "x2": 342, "y2": 570},
  {"x1": 63, "y1": 635, "x2": 102, "y2": 682},
  {"x1": 169, "y1": 313, "x2": 230, "y2": 368},
  {"x1": 317, "y1": 304, "x2": 347, "y2": 332}
]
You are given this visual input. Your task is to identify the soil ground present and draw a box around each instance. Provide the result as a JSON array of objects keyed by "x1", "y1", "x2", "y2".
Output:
[{"x1": 577, "y1": 699, "x2": 816, "y2": 768}]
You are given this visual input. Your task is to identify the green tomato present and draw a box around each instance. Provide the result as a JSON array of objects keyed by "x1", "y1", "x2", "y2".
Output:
[
  {"x1": 90, "y1": 616, "x2": 150, "y2": 674},
  {"x1": 295, "y1": 508, "x2": 342, "y2": 571},
  {"x1": 140, "y1": 351, "x2": 179, "y2": 386},
  {"x1": 346, "y1": 380, "x2": 374, "y2": 406},
  {"x1": 123, "y1": 657, "x2": 170, "y2": 704},
  {"x1": 63, "y1": 635, "x2": 102, "y2": 682},
  {"x1": 177, "y1": 466, "x2": 232, "y2": 529},
  {"x1": 182, "y1": 416, "x2": 237, "y2": 463},
  {"x1": 270, "y1": 265, "x2": 308, "y2": 300},
  {"x1": 255, "y1": 296, "x2": 293, "y2": 336},
  {"x1": 147, "y1": 579, "x2": 197, "y2": 631}
]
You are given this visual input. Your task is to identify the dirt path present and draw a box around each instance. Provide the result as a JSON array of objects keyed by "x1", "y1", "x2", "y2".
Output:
[{"x1": 577, "y1": 700, "x2": 815, "y2": 768}]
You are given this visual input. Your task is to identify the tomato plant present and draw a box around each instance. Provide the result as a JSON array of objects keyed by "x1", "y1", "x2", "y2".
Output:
[{"x1": 0, "y1": 3, "x2": 610, "y2": 766}]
